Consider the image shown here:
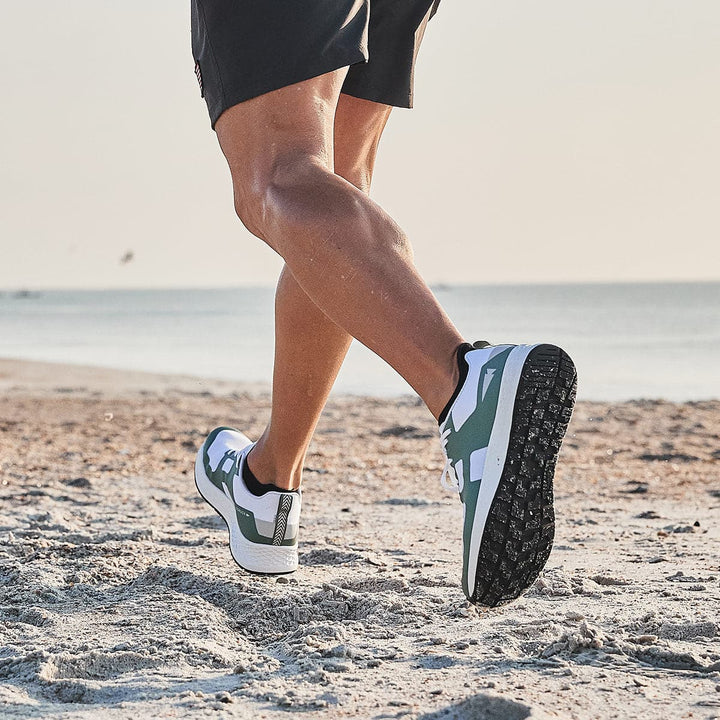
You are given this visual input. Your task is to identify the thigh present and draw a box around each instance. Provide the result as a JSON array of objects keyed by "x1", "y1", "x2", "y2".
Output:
[
  {"x1": 214, "y1": 69, "x2": 351, "y2": 239},
  {"x1": 334, "y1": 94, "x2": 393, "y2": 192},
  {"x1": 215, "y1": 70, "x2": 347, "y2": 177}
]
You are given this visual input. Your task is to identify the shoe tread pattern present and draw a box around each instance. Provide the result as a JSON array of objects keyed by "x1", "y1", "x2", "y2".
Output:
[{"x1": 471, "y1": 344, "x2": 577, "y2": 607}]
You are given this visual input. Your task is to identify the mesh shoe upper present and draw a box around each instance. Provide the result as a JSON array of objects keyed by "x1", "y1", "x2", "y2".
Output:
[{"x1": 201, "y1": 427, "x2": 300, "y2": 547}]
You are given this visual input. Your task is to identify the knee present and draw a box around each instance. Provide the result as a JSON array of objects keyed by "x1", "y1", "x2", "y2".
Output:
[
  {"x1": 231, "y1": 178, "x2": 268, "y2": 241},
  {"x1": 230, "y1": 156, "x2": 326, "y2": 241}
]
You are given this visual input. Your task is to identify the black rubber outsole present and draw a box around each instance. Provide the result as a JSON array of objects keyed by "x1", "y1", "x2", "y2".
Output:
[{"x1": 470, "y1": 345, "x2": 577, "y2": 607}]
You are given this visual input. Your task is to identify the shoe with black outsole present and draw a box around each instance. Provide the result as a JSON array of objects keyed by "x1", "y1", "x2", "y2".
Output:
[
  {"x1": 438, "y1": 341, "x2": 577, "y2": 607},
  {"x1": 194, "y1": 427, "x2": 300, "y2": 574}
]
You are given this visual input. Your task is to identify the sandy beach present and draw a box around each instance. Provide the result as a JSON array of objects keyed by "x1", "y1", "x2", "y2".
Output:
[{"x1": 1, "y1": 358, "x2": 719, "y2": 719}]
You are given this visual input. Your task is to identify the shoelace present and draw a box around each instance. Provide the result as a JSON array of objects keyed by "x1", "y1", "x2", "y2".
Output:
[{"x1": 439, "y1": 422, "x2": 462, "y2": 493}]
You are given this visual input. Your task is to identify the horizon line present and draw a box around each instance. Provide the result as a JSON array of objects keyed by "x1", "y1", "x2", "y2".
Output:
[{"x1": 2, "y1": 278, "x2": 720, "y2": 294}]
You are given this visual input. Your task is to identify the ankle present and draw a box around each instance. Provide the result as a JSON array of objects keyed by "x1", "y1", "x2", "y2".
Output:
[
  {"x1": 427, "y1": 343, "x2": 465, "y2": 422},
  {"x1": 246, "y1": 443, "x2": 303, "y2": 491},
  {"x1": 435, "y1": 342, "x2": 474, "y2": 424}
]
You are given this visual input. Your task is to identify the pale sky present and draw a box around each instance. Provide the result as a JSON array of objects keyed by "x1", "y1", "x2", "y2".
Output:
[{"x1": 1, "y1": 1, "x2": 719, "y2": 289}]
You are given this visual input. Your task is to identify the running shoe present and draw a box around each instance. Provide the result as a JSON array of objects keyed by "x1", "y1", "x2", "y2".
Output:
[
  {"x1": 439, "y1": 342, "x2": 577, "y2": 606},
  {"x1": 194, "y1": 427, "x2": 300, "y2": 574}
]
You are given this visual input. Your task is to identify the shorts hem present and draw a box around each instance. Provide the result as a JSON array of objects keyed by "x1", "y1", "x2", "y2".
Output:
[
  {"x1": 209, "y1": 51, "x2": 368, "y2": 129},
  {"x1": 340, "y1": 86, "x2": 413, "y2": 110}
]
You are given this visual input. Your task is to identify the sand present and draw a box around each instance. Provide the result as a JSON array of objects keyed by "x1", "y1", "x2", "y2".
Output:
[{"x1": 1, "y1": 358, "x2": 719, "y2": 719}]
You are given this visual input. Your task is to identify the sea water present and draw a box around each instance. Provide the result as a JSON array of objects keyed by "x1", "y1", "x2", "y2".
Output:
[{"x1": 1, "y1": 283, "x2": 717, "y2": 401}]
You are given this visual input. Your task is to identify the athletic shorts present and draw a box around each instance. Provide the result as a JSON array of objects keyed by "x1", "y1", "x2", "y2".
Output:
[{"x1": 191, "y1": 0, "x2": 441, "y2": 128}]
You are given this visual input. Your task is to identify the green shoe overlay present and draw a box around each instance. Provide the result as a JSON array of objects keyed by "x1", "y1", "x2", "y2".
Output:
[
  {"x1": 440, "y1": 344, "x2": 577, "y2": 606},
  {"x1": 194, "y1": 427, "x2": 300, "y2": 574}
]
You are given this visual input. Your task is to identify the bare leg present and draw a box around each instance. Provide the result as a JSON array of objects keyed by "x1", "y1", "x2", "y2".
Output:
[
  {"x1": 249, "y1": 95, "x2": 392, "y2": 489},
  {"x1": 216, "y1": 70, "x2": 463, "y2": 448}
]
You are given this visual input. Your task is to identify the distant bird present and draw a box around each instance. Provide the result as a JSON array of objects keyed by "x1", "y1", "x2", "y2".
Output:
[{"x1": 120, "y1": 251, "x2": 134, "y2": 265}]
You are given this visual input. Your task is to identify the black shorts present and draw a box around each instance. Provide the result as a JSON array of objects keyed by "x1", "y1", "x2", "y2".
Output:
[{"x1": 191, "y1": 0, "x2": 441, "y2": 128}]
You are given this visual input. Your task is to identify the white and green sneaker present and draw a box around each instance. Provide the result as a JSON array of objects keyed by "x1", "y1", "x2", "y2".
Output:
[
  {"x1": 194, "y1": 427, "x2": 300, "y2": 574},
  {"x1": 439, "y1": 342, "x2": 577, "y2": 606}
]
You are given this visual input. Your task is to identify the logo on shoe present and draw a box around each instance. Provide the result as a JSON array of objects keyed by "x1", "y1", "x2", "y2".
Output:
[{"x1": 481, "y1": 368, "x2": 496, "y2": 401}]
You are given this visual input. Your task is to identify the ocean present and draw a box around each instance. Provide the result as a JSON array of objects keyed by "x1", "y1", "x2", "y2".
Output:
[{"x1": 1, "y1": 283, "x2": 717, "y2": 401}]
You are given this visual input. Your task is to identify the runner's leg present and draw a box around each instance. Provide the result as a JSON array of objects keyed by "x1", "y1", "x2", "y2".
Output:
[
  {"x1": 247, "y1": 95, "x2": 393, "y2": 489},
  {"x1": 215, "y1": 70, "x2": 464, "y2": 431}
]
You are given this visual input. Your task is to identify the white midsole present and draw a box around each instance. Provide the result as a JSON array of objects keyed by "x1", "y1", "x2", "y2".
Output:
[
  {"x1": 466, "y1": 343, "x2": 538, "y2": 592},
  {"x1": 194, "y1": 450, "x2": 298, "y2": 574}
]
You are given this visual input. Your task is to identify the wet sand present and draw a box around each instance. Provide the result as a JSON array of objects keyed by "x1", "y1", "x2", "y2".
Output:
[{"x1": 1, "y1": 358, "x2": 719, "y2": 719}]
